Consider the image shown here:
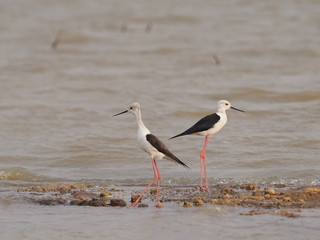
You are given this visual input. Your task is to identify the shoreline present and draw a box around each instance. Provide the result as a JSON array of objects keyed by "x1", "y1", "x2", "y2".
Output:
[{"x1": 8, "y1": 183, "x2": 320, "y2": 217}]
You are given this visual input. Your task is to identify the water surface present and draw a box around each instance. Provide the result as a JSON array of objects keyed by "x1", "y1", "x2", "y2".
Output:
[{"x1": 1, "y1": 0, "x2": 320, "y2": 239}]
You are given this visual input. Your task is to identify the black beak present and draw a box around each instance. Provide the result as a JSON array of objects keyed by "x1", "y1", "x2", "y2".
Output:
[
  {"x1": 231, "y1": 106, "x2": 245, "y2": 112},
  {"x1": 113, "y1": 110, "x2": 128, "y2": 117}
]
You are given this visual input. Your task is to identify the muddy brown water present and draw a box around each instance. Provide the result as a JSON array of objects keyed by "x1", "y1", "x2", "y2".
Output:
[{"x1": 1, "y1": 0, "x2": 320, "y2": 239}]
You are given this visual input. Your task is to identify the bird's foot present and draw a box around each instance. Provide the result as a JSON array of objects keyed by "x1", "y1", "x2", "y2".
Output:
[
  {"x1": 199, "y1": 186, "x2": 209, "y2": 191},
  {"x1": 130, "y1": 200, "x2": 139, "y2": 207}
]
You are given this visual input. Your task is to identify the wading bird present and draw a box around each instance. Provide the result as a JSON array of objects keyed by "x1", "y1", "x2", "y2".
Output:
[
  {"x1": 170, "y1": 100, "x2": 244, "y2": 190},
  {"x1": 114, "y1": 102, "x2": 190, "y2": 207}
]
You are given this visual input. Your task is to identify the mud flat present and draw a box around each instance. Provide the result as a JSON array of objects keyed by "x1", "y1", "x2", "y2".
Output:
[{"x1": 13, "y1": 183, "x2": 320, "y2": 217}]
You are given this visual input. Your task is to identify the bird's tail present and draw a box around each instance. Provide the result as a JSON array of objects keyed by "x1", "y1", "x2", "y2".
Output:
[
  {"x1": 169, "y1": 132, "x2": 186, "y2": 140},
  {"x1": 177, "y1": 159, "x2": 190, "y2": 170},
  {"x1": 165, "y1": 155, "x2": 190, "y2": 170}
]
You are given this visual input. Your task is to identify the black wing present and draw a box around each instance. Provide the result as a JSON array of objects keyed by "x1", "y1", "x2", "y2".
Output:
[
  {"x1": 170, "y1": 113, "x2": 220, "y2": 139},
  {"x1": 146, "y1": 134, "x2": 190, "y2": 169}
]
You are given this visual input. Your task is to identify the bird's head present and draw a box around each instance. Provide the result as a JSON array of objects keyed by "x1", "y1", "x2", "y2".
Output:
[
  {"x1": 113, "y1": 102, "x2": 141, "y2": 117},
  {"x1": 218, "y1": 100, "x2": 244, "y2": 113}
]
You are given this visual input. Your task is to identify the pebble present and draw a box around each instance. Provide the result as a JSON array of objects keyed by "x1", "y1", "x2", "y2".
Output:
[
  {"x1": 183, "y1": 201, "x2": 193, "y2": 207},
  {"x1": 36, "y1": 198, "x2": 67, "y2": 205},
  {"x1": 138, "y1": 203, "x2": 149, "y2": 208},
  {"x1": 76, "y1": 199, "x2": 107, "y2": 207},
  {"x1": 221, "y1": 187, "x2": 234, "y2": 193},
  {"x1": 131, "y1": 194, "x2": 140, "y2": 203},
  {"x1": 240, "y1": 184, "x2": 260, "y2": 191},
  {"x1": 155, "y1": 203, "x2": 164, "y2": 208},
  {"x1": 264, "y1": 188, "x2": 276, "y2": 195},
  {"x1": 283, "y1": 197, "x2": 291, "y2": 202},
  {"x1": 100, "y1": 192, "x2": 113, "y2": 200},
  {"x1": 194, "y1": 199, "x2": 204, "y2": 206},
  {"x1": 252, "y1": 191, "x2": 261, "y2": 197},
  {"x1": 223, "y1": 194, "x2": 232, "y2": 199},
  {"x1": 77, "y1": 196, "x2": 88, "y2": 201},
  {"x1": 304, "y1": 187, "x2": 320, "y2": 193},
  {"x1": 211, "y1": 199, "x2": 218, "y2": 204},
  {"x1": 109, "y1": 199, "x2": 127, "y2": 207},
  {"x1": 150, "y1": 189, "x2": 157, "y2": 195}
]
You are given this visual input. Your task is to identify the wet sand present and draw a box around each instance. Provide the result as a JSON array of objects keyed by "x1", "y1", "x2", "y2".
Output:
[{"x1": 14, "y1": 183, "x2": 320, "y2": 217}]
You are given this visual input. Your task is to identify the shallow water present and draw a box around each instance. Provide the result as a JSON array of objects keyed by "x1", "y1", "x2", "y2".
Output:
[
  {"x1": 1, "y1": 200, "x2": 320, "y2": 240},
  {"x1": 1, "y1": 0, "x2": 320, "y2": 239}
]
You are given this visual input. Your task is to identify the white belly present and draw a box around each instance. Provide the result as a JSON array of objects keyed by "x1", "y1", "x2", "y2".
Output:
[{"x1": 137, "y1": 128, "x2": 165, "y2": 159}]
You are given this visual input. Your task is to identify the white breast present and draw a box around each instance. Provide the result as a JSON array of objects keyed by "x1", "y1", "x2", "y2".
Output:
[{"x1": 198, "y1": 112, "x2": 227, "y2": 136}]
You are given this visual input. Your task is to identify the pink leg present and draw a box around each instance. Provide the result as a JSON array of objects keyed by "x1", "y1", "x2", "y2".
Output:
[
  {"x1": 153, "y1": 159, "x2": 161, "y2": 205},
  {"x1": 199, "y1": 136, "x2": 210, "y2": 190},
  {"x1": 130, "y1": 157, "x2": 160, "y2": 207},
  {"x1": 203, "y1": 152, "x2": 208, "y2": 189},
  {"x1": 200, "y1": 151, "x2": 204, "y2": 190}
]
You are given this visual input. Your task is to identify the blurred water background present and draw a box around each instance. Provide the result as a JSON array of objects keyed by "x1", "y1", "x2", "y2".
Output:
[{"x1": 0, "y1": 0, "x2": 320, "y2": 239}]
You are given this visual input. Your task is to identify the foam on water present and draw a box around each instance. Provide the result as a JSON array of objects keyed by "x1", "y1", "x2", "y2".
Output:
[{"x1": 0, "y1": 167, "x2": 63, "y2": 183}]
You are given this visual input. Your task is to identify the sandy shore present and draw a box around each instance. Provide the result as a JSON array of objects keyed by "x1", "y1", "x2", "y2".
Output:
[{"x1": 14, "y1": 183, "x2": 320, "y2": 217}]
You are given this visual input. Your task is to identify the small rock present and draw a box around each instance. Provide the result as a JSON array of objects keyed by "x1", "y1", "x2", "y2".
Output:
[
  {"x1": 241, "y1": 184, "x2": 256, "y2": 191},
  {"x1": 220, "y1": 199, "x2": 232, "y2": 205},
  {"x1": 264, "y1": 188, "x2": 276, "y2": 195},
  {"x1": 88, "y1": 199, "x2": 107, "y2": 207},
  {"x1": 131, "y1": 194, "x2": 140, "y2": 203},
  {"x1": 155, "y1": 203, "x2": 164, "y2": 208},
  {"x1": 74, "y1": 199, "x2": 107, "y2": 207},
  {"x1": 194, "y1": 199, "x2": 204, "y2": 206},
  {"x1": 221, "y1": 187, "x2": 234, "y2": 193},
  {"x1": 58, "y1": 187, "x2": 69, "y2": 194},
  {"x1": 283, "y1": 197, "x2": 291, "y2": 202},
  {"x1": 239, "y1": 184, "x2": 260, "y2": 192},
  {"x1": 252, "y1": 191, "x2": 261, "y2": 197},
  {"x1": 223, "y1": 194, "x2": 232, "y2": 199},
  {"x1": 70, "y1": 200, "x2": 81, "y2": 205},
  {"x1": 109, "y1": 199, "x2": 127, "y2": 207},
  {"x1": 76, "y1": 200, "x2": 89, "y2": 206},
  {"x1": 304, "y1": 187, "x2": 320, "y2": 193},
  {"x1": 77, "y1": 196, "x2": 88, "y2": 201},
  {"x1": 211, "y1": 199, "x2": 218, "y2": 204},
  {"x1": 253, "y1": 196, "x2": 265, "y2": 201},
  {"x1": 138, "y1": 203, "x2": 148, "y2": 208},
  {"x1": 37, "y1": 198, "x2": 66, "y2": 205},
  {"x1": 150, "y1": 189, "x2": 157, "y2": 195},
  {"x1": 183, "y1": 201, "x2": 193, "y2": 207},
  {"x1": 100, "y1": 192, "x2": 113, "y2": 200}
]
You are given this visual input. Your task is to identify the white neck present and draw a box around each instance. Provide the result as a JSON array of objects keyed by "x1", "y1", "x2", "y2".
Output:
[
  {"x1": 134, "y1": 110, "x2": 150, "y2": 134},
  {"x1": 217, "y1": 107, "x2": 226, "y2": 114}
]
